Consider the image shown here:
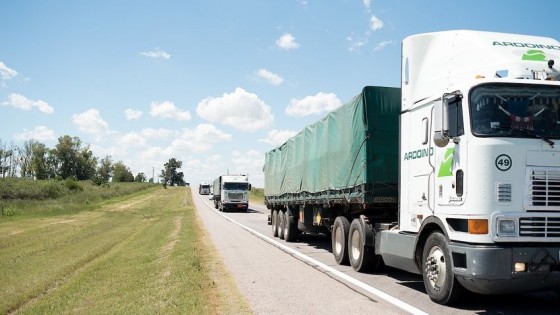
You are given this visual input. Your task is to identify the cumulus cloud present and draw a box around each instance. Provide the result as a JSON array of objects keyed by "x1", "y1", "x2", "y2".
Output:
[
  {"x1": 197, "y1": 88, "x2": 274, "y2": 132},
  {"x1": 72, "y1": 109, "x2": 110, "y2": 139},
  {"x1": 141, "y1": 128, "x2": 173, "y2": 139},
  {"x1": 150, "y1": 101, "x2": 191, "y2": 121},
  {"x1": 0, "y1": 62, "x2": 18, "y2": 87},
  {"x1": 370, "y1": 15, "x2": 384, "y2": 31},
  {"x1": 231, "y1": 149, "x2": 265, "y2": 185},
  {"x1": 260, "y1": 129, "x2": 297, "y2": 146},
  {"x1": 170, "y1": 124, "x2": 232, "y2": 153},
  {"x1": 276, "y1": 33, "x2": 300, "y2": 50},
  {"x1": 14, "y1": 126, "x2": 56, "y2": 141},
  {"x1": 117, "y1": 132, "x2": 147, "y2": 148},
  {"x1": 256, "y1": 69, "x2": 284, "y2": 85},
  {"x1": 124, "y1": 108, "x2": 143, "y2": 120},
  {"x1": 285, "y1": 92, "x2": 342, "y2": 116},
  {"x1": 2, "y1": 93, "x2": 54, "y2": 113},
  {"x1": 139, "y1": 48, "x2": 171, "y2": 59}
]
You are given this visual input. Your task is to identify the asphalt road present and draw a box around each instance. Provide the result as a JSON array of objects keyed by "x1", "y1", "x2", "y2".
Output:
[{"x1": 191, "y1": 189, "x2": 560, "y2": 315}]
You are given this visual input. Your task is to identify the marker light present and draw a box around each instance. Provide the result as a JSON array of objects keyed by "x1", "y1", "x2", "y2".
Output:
[
  {"x1": 497, "y1": 218, "x2": 517, "y2": 236},
  {"x1": 514, "y1": 262, "x2": 526, "y2": 272},
  {"x1": 468, "y1": 219, "x2": 489, "y2": 234}
]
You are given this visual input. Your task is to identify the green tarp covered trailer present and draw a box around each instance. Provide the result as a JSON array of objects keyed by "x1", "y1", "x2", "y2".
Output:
[{"x1": 264, "y1": 86, "x2": 401, "y2": 207}]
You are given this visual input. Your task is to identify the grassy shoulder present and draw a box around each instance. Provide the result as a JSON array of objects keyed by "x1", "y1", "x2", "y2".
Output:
[
  {"x1": 0, "y1": 184, "x2": 251, "y2": 314},
  {"x1": 249, "y1": 187, "x2": 264, "y2": 205}
]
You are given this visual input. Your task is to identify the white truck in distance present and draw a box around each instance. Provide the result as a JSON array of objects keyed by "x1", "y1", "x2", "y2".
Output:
[
  {"x1": 212, "y1": 175, "x2": 251, "y2": 212},
  {"x1": 264, "y1": 30, "x2": 560, "y2": 305},
  {"x1": 198, "y1": 183, "x2": 211, "y2": 195}
]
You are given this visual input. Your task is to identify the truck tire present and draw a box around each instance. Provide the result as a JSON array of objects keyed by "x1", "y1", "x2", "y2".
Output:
[
  {"x1": 271, "y1": 210, "x2": 279, "y2": 237},
  {"x1": 284, "y1": 212, "x2": 298, "y2": 242},
  {"x1": 278, "y1": 211, "x2": 285, "y2": 240},
  {"x1": 348, "y1": 219, "x2": 380, "y2": 272},
  {"x1": 422, "y1": 231, "x2": 465, "y2": 305},
  {"x1": 214, "y1": 200, "x2": 218, "y2": 209},
  {"x1": 332, "y1": 217, "x2": 350, "y2": 265}
]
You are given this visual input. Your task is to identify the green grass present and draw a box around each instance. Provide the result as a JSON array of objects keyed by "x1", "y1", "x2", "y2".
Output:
[
  {"x1": 0, "y1": 178, "x2": 158, "y2": 219},
  {"x1": 0, "y1": 185, "x2": 251, "y2": 314},
  {"x1": 249, "y1": 187, "x2": 264, "y2": 205}
]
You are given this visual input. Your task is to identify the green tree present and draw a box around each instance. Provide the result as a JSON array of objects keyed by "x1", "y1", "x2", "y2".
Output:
[
  {"x1": 134, "y1": 172, "x2": 146, "y2": 183},
  {"x1": 30, "y1": 141, "x2": 49, "y2": 179},
  {"x1": 162, "y1": 158, "x2": 185, "y2": 186},
  {"x1": 113, "y1": 161, "x2": 134, "y2": 182},
  {"x1": 53, "y1": 135, "x2": 96, "y2": 180},
  {"x1": 93, "y1": 156, "x2": 113, "y2": 185}
]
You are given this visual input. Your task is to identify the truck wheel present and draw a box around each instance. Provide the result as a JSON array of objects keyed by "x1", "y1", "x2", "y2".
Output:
[
  {"x1": 271, "y1": 210, "x2": 279, "y2": 237},
  {"x1": 332, "y1": 217, "x2": 350, "y2": 265},
  {"x1": 348, "y1": 218, "x2": 380, "y2": 272},
  {"x1": 422, "y1": 231, "x2": 465, "y2": 305},
  {"x1": 278, "y1": 211, "x2": 285, "y2": 240},
  {"x1": 284, "y1": 212, "x2": 298, "y2": 242}
]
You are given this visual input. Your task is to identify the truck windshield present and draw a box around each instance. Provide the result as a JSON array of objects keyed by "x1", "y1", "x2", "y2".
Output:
[
  {"x1": 223, "y1": 183, "x2": 248, "y2": 190},
  {"x1": 470, "y1": 83, "x2": 560, "y2": 139}
]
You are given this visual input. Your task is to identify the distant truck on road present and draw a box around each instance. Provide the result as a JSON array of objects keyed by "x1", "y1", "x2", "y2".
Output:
[
  {"x1": 198, "y1": 183, "x2": 211, "y2": 195},
  {"x1": 264, "y1": 30, "x2": 560, "y2": 304},
  {"x1": 212, "y1": 175, "x2": 251, "y2": 212}
]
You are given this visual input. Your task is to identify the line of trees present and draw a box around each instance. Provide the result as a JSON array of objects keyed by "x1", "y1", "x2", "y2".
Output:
[{"x1": 0, "y1": 136, "x2": 149, "y2": 185}]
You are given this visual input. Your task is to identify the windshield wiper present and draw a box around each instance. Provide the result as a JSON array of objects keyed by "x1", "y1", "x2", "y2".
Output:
[{"x1": 512, "y1": 129, "x2": 555, "y2": 148}]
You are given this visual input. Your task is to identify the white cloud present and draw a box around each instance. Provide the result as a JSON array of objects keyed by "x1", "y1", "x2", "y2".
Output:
[
  {"x1": 2, "y1": 93, "x2": 54, "y2": 113},
  {"x1": 370, "y1": 15, "x2": 384, "y2": 31},
  {"x1": 256, "y1": 69, "x2": 284, "y2": 85},
  {"x1": 171, "y1": 126, "x2": 229, "y2": 153},
  {"x1": 276, "y1": 33, "x2": 300, "y2": 50},
  {"x1": 197, "y1": 87, "x2": 274, "y2": 132},
  {"x1": 0, "y1": 62, "x2": 18, "y2": 87},
  {"x1": 139, "y1": 48, "x2": 171, "y2": 59},
  {"x1": 231, "y1": 149, "x2": 265, "y2": 186},
  {"x1": 72, "y1": 109, "x2": 110, "y2": 139},
  {"x1": 170, "y1": 124, "x2": 232, "y2": 153},
  {"x1": 260, "y1": 129, "x2": 297, "y2": 146},
  {"x1": 117, "y1": 132, "x2": 147, "y2": 148},
  {"x1": 141, "y1": 128, "x2": 173, "y2": 139},
  {"x1": 374, "y1": 40, "x2": 394, "y2": 51},
  {"x1": 124, "y1": 108, "x2": 143, "y2": 120},
  {"x1": 14, "y1": 126, "x2": 56, "y2": 141},
  {"x1": 150, "y1": 101, "x2": 191, "y2": 121},
  {"x1": 285, "y1": 92, "x2": 342, "y2": 116},
  {"x1": 346, "y1": 35, "x2": 367, "y2": 52}
]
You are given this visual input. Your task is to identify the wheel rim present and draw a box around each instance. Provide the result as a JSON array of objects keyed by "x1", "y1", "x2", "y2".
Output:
[
  {"x1": 425, "y1": 246, "x2": 447, "y2": 289},
  {"x1": 334, "y1": 226, "x2": 343, "y2": 255},
  {"x1": 350, "y1": 229, "x2": 361, "y2": 260},
  {"x1": 284, "y1": 214, "x2": 289, "y2": 236}
]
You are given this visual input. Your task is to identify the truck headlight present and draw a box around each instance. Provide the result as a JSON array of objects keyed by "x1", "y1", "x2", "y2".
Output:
[{"x1": 497, "y1": 218, "x2": 518, "y2": 236}]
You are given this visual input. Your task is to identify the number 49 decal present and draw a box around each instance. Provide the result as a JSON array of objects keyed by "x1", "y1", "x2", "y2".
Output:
[{"x1": 495, "y1": 154, "x2": 512, "y2": 171}]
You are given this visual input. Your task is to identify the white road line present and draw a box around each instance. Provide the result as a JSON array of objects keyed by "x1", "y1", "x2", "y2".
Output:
[{"x1": 196, "y1": 194, "x2": 429, "y2": 315}]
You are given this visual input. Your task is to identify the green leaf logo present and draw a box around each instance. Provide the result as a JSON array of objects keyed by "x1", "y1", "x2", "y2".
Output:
[
  {"x1": 522, "y1": 50, "x2": 546, "y2": 61},
  {"x1": 437, "y1": 148, "x2": 454, "y2": 177}
]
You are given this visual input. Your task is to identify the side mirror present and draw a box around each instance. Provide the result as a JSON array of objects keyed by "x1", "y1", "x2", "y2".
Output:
[
  {"x1": 434, "y1": 99, "x2": 450, "y2": 147},
  {"x1": 248, "y1": 184, "x2": 252, "y2": 191}
]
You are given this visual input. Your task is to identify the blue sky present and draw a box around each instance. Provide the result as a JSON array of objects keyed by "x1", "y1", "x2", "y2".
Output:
[{"x1": 1, "y1": 0, "x2": 559, "y2": 187}]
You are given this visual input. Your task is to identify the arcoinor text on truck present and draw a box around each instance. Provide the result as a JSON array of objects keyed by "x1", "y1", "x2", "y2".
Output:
[{"x1": 263, "y1": 30, "x2": 560, "y2": 304}]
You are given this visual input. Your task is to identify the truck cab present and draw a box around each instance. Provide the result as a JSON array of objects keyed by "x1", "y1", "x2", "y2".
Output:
[
  {"x1": 394, "y1": 30, "x2": 560, "y2": 303},
  {"x1": 212, "y1": 175, "x2": 251, "y2": 212}
]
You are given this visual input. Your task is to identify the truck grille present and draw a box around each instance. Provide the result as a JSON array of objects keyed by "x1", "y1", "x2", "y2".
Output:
[
  {"x1": 227, "y1": 193, "x2": 243, "y2": 201},
  {"x1": 520, "y1": 217, "x2": 560, "y2": 237},
  {"x1": 526, "y1": 169, "x2": 560, "y2": 210}
]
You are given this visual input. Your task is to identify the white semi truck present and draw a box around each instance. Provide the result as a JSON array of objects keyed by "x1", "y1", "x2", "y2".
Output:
[
  {"x1": 213, "y1": 174, "x2": 251, "y2": 212},
  {"x1": 264, "y1": 30, "x2": 560, "y2": 304},
  {"x1": 198, "y1": 183, "x2": 211, "y2": 195}
]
